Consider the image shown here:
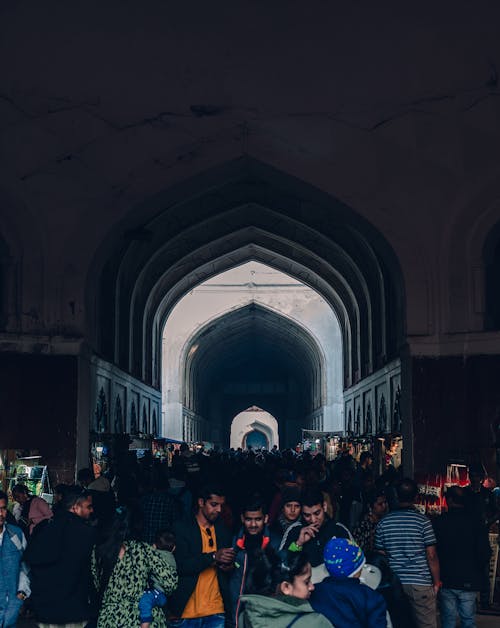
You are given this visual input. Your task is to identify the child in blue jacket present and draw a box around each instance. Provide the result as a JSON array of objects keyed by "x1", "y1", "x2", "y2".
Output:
[{"x1": 310, "y1": 537, "x2": 387, "y2": 628}]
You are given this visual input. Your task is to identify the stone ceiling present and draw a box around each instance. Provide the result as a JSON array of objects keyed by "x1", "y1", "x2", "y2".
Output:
[{"x1": 1, "y1": 1, "x2": 500, "y2": 360}]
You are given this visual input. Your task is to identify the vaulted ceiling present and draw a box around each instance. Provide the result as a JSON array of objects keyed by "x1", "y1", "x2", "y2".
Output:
[{"x1": 90, "y1": 158, "x2": 404, "y2": 390}]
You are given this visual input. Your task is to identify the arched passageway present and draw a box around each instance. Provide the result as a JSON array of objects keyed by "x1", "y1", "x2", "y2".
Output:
[
  {"x1": 88, "y1": 158, "x2": 405, "y2": 393},
  {"x1": 230, "y1": 407, "x2": 279, "y2": 450},
  {"x1": 4, "y1": 6, "x2": 500, "y2": 483},
  {"x1": 180, "y1": 302, "x2": 325, "y2": 448},
  {"x1": 86, "y1": 158, "x2": 406, "y2": 459},
  {"x1": 162, "y1": 262, "x2": 342, "y2": 447}
]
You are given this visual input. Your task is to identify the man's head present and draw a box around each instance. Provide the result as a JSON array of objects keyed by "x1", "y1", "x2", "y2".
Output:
[
  {"x1": 280, "y1": 486, "x2": 302, "y2": 523},
  {"x1": 368, "y1": 490, "x2": 388, "y2": 518},
  {"x1": 197, "y1": 484, "x2": 225, "y2": 525},
  {"x1": 301, "y1": 487, "x2": 327, "y2": 528},
  {"x1": 0, "y1": 490, "x2": 8, "y2": 531},
  {"x1": 445, "y1": 485, "x2": 465, "y2": 509},
  {"x1": 11, "y1": 484, "x2": 29, "y2": 504},
  {"x1": 61, "y1": 486, "x2": 94, "y2": 519},
  {"x1": 396, "y1": 478, "x2": 418, "y2": 505},
  {"x1": 483, "y1": 476, "x2": 496, "y2": 490},
  {"x1": 53, "y1": 483, "x2": 70, "y2": 504},
  {"x1": 241, "y1": 499, "x2": 268, "y2": 536},
  {"x1": 76, "y1": 468, "x2": 93, "y2": 487},
  {"x1": 359, "y1": 451, "x2": 373, "y2": 468}
]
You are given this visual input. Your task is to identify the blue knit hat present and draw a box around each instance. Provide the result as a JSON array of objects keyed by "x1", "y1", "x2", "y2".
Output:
[{"x1": 323, "y1": 537, "x2": 366, "y2": 578}]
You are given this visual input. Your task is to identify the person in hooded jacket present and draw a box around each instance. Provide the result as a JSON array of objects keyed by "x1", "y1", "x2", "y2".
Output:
[{"x1": 238, "y1": 551, "x2": 332, "y2": 628}]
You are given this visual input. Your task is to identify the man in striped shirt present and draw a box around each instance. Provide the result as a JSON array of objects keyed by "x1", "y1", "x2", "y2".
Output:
[{"x1": 375, "y1": 478, "x2": 440, "y2": 628}]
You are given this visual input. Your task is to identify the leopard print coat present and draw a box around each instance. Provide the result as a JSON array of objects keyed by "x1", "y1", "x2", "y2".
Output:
[{"x1": 92, "y1": 540, "x2": 178, "y2": 628}]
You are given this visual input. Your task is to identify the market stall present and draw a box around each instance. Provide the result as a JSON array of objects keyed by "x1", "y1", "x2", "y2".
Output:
[
  {"x1": 152, "y1": 437, "x2": 184, "y2": 464},
  {"x1": 1, "y1": 452, "x2": 52, "y2": 501},
  {"x1": 299, "y1": 430, "x2": 344, "y2": 460}
]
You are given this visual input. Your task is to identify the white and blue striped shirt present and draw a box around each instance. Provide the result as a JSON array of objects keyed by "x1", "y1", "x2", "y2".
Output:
[{"x1": 374, "y1": 508, "x2": 436, "y2": 585}]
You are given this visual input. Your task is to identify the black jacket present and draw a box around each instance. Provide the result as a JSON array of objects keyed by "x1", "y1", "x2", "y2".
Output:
[
  {"x1": 170, "y1": 515, "x2": 232, "y2": 618},
  {"x1": 24, "y1": 510, "x2": 97, "y2": 623},
  {"x1": 433, "y1": 508, "x2": 491, "y2": 591}
]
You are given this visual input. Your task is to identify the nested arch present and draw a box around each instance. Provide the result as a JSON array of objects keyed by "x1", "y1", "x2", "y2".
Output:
[
  {"x1": 148, "y1": 223, "x2": 362, "y2": 389},
  {"x1": 137, "y1": 209, "x2": 380, "y2": 387},
  {"x1": 87, "y1": 157, "x2": 405, "y2": 390},
  {"x1": 181, "y1": 302, "x2": 326, "y2": 420},
  {"x1": 160, "y1": 241, "x2": 353, "y2": 389}
]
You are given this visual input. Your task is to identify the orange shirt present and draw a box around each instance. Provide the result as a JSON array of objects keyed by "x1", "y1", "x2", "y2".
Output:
[{"x1": 182, "y1": 524, "x2": 224, "y2": 618}]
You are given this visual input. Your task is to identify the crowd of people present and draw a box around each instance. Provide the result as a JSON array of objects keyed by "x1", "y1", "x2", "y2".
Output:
[{"x1": 0, "y1": 444, "x2": 499, "y2": 628}]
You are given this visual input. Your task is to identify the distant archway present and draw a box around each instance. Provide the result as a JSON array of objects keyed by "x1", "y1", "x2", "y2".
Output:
[{"x1": 230, "y1": 407, "x2": 279, "y2": 450}]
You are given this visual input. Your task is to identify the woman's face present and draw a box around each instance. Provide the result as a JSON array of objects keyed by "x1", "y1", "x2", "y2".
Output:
[
  {"x1": 372, "y1": 495, "x2": 388, "y2": 517},
  {"x1": 281, "y1": 563, "x2": 315, "y2": 600}
]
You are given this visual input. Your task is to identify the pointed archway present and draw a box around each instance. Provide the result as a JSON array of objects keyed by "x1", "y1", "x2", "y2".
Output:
[
  {"x1": 178, "y1": 302, "x2": 328, "y2": 447},
  {"x1": 230, "y1": 406, "x2": 279, "y2": 450},
  {"x1": 86, "y1": 158, "x2": 406, "y2": 460},
  {"x1": 87, "y1": 158, "x2": 405, "y2": 392}
]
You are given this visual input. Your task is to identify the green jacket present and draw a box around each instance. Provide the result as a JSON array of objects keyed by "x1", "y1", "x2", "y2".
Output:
[{"x1": 239, "y1": 594, "x2": 333, "y2": 628}]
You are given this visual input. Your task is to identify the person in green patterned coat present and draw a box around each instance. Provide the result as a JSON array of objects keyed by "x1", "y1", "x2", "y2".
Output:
[{"x1": 92, "y1": 508, "x2": 178, "y2": 628}]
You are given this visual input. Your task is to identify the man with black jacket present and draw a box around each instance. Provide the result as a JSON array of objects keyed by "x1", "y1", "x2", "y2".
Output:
[
  {"x1": 433, "y1": 485, "x2": 492, "y2": 628},
  {"x1": 229, "y1": 498, "x2": 278, "y2": 627},
  {"x1": 24, "y1": 486, "x2": 96, "y2": 628},
  {"x1": 169, "y1": 484, "x2": 235, "y2": 628},
  {"x1": 287, "y1": 487, "x2": 350, "y2": 568}
]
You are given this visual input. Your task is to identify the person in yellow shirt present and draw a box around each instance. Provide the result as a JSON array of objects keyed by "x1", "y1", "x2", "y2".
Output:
[{"x1": 169, "y1": 484, "x2": 235, "y2": 628}]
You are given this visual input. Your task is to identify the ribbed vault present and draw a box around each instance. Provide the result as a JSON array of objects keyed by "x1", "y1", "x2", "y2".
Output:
[
  {"x1": 88, "y1": 157, "x2": 405, "y2": 390},
  {"x1": 183, "y1": 303, "x2": 324, "y2": 446}
]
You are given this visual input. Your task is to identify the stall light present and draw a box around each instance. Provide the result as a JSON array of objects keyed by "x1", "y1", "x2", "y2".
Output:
[{"x1": 95, "y1": 446, "x2": 104, "y2": 454}]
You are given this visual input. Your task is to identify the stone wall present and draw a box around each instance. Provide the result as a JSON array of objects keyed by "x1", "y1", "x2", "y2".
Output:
[
  {"x1": 90, "y1": 357, "x2": 161, "y2": 439},
  {"x1": 343, "y1": 359, "x2": 402, "y2": 437},
  {"x1": 0, "y1": 353, "x2": 78, "y2": 483},
  {"x1": 411, "y1": 355, "x2": 500, "y2": 476}
]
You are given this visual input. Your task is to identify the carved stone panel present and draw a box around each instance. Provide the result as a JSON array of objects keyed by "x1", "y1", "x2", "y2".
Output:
[{"x1": 95, "y1": 387, "x2": 108, "y2": 433}]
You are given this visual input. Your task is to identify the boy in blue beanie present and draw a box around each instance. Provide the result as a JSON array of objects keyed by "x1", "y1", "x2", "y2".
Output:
[{"x1": 310, "y1": 537, "x2": 387, "y2": 628}]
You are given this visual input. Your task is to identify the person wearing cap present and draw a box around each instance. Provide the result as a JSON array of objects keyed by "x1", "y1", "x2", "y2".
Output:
[
  {"x1": 270, "y1": 486, "x2": 303, "y2": 551},
  {"x1": 310, "y1": 537, "x2": 387, "y2": 628}
]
